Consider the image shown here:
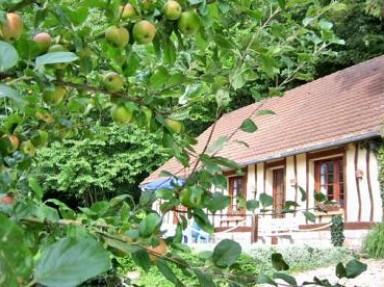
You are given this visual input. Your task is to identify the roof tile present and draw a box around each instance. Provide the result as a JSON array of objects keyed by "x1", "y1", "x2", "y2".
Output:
[{"x1": 142, "y1": 56, "x2": 384, "y2": 184}]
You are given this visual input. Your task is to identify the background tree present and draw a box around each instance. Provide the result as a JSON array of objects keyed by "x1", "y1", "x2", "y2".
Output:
[
  {"x1": 34, "y1": 124, "x2": 167, "y2": 207},
  {"x1": 0, "y1": 0, "x2": 367, "y2": 286}
]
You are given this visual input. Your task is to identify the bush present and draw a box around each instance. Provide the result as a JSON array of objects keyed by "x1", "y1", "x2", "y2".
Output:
[
  {"x1": 363, "y1": 222, "x2": 384, "y2": 258},
  {"x1": 331, "y1": 215, "x2": 345, "y2": 246}
]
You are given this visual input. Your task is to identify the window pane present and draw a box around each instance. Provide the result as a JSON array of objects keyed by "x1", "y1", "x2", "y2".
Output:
[
  {"x1": 327, "y1": 185, "x2": 334, "y2": 200},
  {"x1": 329, "y1": 173, "x2": 334, "y2": 183},
  {"x1": 320, "y1": 163, "x2": 328, "y2": 175},
  {"x1": 339, "y1": 183, "x2": 345, "y2": 207},
  {"x1": 328, "y1": 163, "x2": 334, "y2": 173},
  {"x1": 229, "y1": 177, "x2": 244, "y2": 213}
]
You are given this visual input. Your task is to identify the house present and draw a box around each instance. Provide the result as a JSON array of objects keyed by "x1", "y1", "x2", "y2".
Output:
[{"x1": 141, "y1": 56, "x2": 384, "y2": 247}]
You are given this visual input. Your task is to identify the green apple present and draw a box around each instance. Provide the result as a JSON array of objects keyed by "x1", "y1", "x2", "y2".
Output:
[
  {"x1": 140, "y1": 0, "x2": 153, "y2": 13},
  {"x1": 141, "y1": 107, "x2": 153, "y2": 128},
  {"x1": 48, "y1": 44, "x2": 67, "y2": 53},
  {"x1": 120, "y1": 4, "x2": 136, "y2": 19},
  {"x1": 33, "y1": 32, "x2": 52, "y2": 52},
  {"x1": 48, "y1": 44, "x2": 69, "y2": 69},
  {"x1": 163, "y1": 1, "x2": 182, "y2": 21},
  {"x1": 0, "y1": 13, "x2": 23, "y2": 41},
  {"x1": 43, "y1": 86, "x2": 67, "y2": 105},
  {"x1": 179, "y1": 187, "x2": 204, "y2": 208},
  {"x1": 103, "y1": 72, "x2": 124, "y2": 92},
  {"x1": 0, "y1": 135, "x2": 20, "y2": 154},
  {"x1": 132, "y1": 20, "x2": 156, "y2": 45},
  {"x1": 20, "y1": 140, "x2": 36, "y2": 156},
  {"x1": 105, "y1": 26, "x2": 129, "y2": 48},
  {"x1": 35, "y1": 108, "x2": 55, "y2": 123},
  {"x1": 178, "y1": 11, "x2": 200, "y2": 35},
  {"x1": 30, "y1": 130, "x2": 49, "y2": 148},
  {"x1": 165, "y1": 118, "x2": 183, "y2": 133},
  {"x1": 111, "y1": 104, "x2": 133, "y2": 124}
]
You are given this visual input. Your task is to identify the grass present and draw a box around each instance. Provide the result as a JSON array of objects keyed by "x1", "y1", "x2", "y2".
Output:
[{"x1": 363, "y1": 222, "x2": 384, "y2": 259}]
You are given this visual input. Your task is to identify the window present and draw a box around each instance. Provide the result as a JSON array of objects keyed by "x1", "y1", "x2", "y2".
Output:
[
  {"x1": 315, "y1": 157, "x2": 345, "y2": 207},
  {"x1": 228, "y1": 176, "x2": 246, "y2": 214}
]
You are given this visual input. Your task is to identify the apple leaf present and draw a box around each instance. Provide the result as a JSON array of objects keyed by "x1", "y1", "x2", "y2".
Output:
[
  {"x1": 273, "y1": 272, "x2": 297, "y2": 286},
  {"x1": 0, "y1": 214, "x2": 33, "y2": 286},
  {"x1": 212, "y1": 239, "x2": 241, "y2": 268},
  {"x1": 259, "y1": 193, "x2": 273, "y2": 207},
  {"x1": 240, "y1": 119, "x2": 258, "y2": 133},
  {"x1": 0, "y1": 40, "x2": 19, "y2": 71},
  {"x1": 208, "y1": 136, "x2": 228, "y2": 153},
  {"x1": 345, "y1": 259, "x2": 367, "y2": 279},
  {"x1": 257, "y1": 109, "x2": 276, "y2": 116},
  {"x1": 257, "y1": 274, "x2": 277, "y2": 286},
  {"x1": 0, "y1": 84, "x2": 25, "y2": 108},
  {"x1": 139, "y1": 213, "x2": 161, "y2": 238},
  {"x1": 156, "y1": 259, "x2": 182, "y2": 286},
  {"x1": 271, "y1": 253, "x2": 289, "y2": 271},
  {"x1": 34, "y1": 236, "x2": 110, "y2": 287},
  {"x1": 303, "y1": 211, "x2": 316, "y2": 223},
  {"x1": 36, "y1": 52, "x2": 79, "y2": 69}
]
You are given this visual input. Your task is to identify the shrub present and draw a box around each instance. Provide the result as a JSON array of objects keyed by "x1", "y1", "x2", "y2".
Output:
[
  {"x1": 363, "y1": 222, "x2": 384, "y2": 258},
  {"x1": 331, "y1": 215, "x2": 345, "y2": 246}
]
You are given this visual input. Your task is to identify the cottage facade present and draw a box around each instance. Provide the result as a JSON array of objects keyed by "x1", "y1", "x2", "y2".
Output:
[{"x1": 141, "y1": 56, "x2": 384, "y2": 247}]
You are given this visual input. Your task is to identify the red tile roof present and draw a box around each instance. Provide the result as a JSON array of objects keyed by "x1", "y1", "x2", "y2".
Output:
[{"x1": 142, "y1": 55, "x2": 384, "y2": 185}]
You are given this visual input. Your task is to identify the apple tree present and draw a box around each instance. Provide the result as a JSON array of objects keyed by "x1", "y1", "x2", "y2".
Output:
[{"x1": 0, "y1": 0, "x2": 366, "y2": 286}]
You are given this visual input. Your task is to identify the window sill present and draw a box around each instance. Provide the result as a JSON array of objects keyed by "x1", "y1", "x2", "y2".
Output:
[
  {"x1": 314, "y1": 209, "x2": 344, "y2": 217},
  {"x1": 220, "y1": 216, "x2": 245, "y2": 223}
]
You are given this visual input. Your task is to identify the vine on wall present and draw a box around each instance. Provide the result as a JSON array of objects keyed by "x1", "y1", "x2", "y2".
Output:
[{"x1": 376, "y1": 143, "x2": 384, "y2": 217}]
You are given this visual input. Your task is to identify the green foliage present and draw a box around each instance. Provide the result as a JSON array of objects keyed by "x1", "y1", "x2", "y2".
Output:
[
  {"x1": 34, "y1": 236, "x2": 110, "y2": 287},
  {"x1": 331, "y1": 215, "x2": 345, "y2": 247},
  {"x1": 315, "y1": 0, "x2": 384, "y2": 78},
  {"x1": 212, "y1": 239, "x2": 241, "y2": 268},
  {"x1": 377, "y1": 144, "x2": 384, "y2": 212},
  {"x1": 0, "y1": 0, "x2": 367, "y2": 285},
  {"x1": 363, "y1": 222, "x2": 384, "y2": 258},
  {"x1": 335, "y1": 259, "x2": 367, "y2": 280},
  {"x1": 33, "y1": 124, "x2": 167, "y2": 206}
]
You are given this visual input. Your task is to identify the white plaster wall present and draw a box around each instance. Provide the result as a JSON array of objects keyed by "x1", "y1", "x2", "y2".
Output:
[
  {"x1": 296, "y1": 154, "x2": 307, "y2": 224},
  {"x1": 246, "y1": 164, "x2": 256, "y2": 225},
  {"x1": 246, "y1": 165, "x2": 256, "y2": 200},
  {"x1": 346, "y1": 143, "x2": 358, "y2": 222},
  {"x1": 265, "y1": 168, "x2": 273, "y2": 198},
  {"x1": 285, "y1": 156, "x2": 295, "y2": 202},
  {"x1": 256, "y1": 163, "x2": 265, "y2": 197},
  {"x1": 307, "y1": 158, "x2": 315, "y2": 216},
  {"x1": 344, "y1": 143, "x2": 382, "y2": 223},
  {"x1": 370, "y1": 148, "x2": 383, "y2": 221},
  {"x1": 285, "y1": 156, "x2": 295, "y2": 219},
  {"x1": 357, "y1": 145, "x2": 371, "y2": 221}
]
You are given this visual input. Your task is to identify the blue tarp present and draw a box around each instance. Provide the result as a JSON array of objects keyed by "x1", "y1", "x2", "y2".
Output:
[{"x1": 140, "y1": 177, "x2": 185, "y2": 191}]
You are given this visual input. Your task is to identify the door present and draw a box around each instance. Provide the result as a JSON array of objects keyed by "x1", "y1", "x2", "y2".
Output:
[{"x1": 273, "y1": 168, "x2": 285, "y2": 218}]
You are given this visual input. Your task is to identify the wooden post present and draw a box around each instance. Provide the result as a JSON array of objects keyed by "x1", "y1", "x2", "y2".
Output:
[{"x1": 251, "y1": 215, "x2": 258, "y2": 243}]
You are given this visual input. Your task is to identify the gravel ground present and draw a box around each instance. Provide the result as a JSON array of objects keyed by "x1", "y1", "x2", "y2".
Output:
[{"x1": 292, "y1": 259, "x2": 384, "y2": 287}]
